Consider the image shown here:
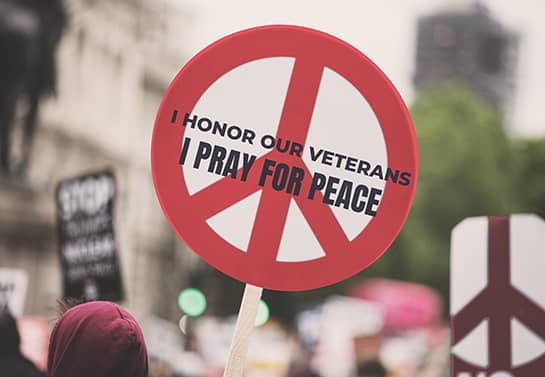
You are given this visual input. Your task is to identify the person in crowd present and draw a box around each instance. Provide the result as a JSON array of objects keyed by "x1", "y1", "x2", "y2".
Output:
[
  {"x1": 0, "y1": 307, "x2": 46, "y2": 377},
  {"x1": 356, "y1": 359, "x2": 387, "y2": 377},
  {"x1": 47, "y1": 300, "x2": 148, "y2": 377},
  {"x1": 149, "y1": 358, "x2": 174, "y2": 377}
]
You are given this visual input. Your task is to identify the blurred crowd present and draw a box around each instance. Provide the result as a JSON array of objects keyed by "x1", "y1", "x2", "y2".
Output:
[
  {"x1": 2, "y1": 1, "x2": 544, "y2": 377},
  {"x1": 1, "y1": 279, "x2": 450, "y2": 377}
]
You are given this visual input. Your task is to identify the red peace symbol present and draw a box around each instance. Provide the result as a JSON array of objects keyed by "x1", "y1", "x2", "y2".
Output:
[{"x1": 151, "y1": 25, "x2": 417, "y2": 291}]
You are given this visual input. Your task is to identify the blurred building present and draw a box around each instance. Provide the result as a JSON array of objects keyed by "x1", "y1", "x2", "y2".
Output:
[
  {"x1": 0, "y1": 0, "x2": 200, "y2": 320},
  {"x1": 414, "y1": 2, "x2": 518, "y2": 112}
]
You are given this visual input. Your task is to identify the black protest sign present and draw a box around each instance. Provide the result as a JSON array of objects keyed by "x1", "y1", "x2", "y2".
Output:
[{"x1": 56, "y1": 171, "x2": 123, "y2": 301}]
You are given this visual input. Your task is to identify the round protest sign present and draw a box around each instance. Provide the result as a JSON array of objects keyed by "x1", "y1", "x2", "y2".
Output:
[{"x1": 151, "y1": 25, "x2": 418, "y2": 291}]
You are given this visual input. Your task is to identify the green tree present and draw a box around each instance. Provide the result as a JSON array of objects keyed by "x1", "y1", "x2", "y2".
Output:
[
  {"x1": 511, "y1": 137, "x2": 545, "y2": 218},
  {"x1": 362, "y1": 86, "x2": 514, "y2": 305}
]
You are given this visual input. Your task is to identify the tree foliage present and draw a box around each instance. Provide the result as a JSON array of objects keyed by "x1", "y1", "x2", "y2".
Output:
[
  {"x1": 362, "y1": 86, "x2": 516, "y2": 306},
  {"x1": 511, "y1": 137, "x2": 545, "y2": 219}
]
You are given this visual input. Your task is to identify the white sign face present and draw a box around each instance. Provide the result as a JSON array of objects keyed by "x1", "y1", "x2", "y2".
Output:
[
  {"x1": 0, "y1": 268, "x2": 28, "y2": 316},
  {"x1": 182, "y1": 58, "x2": 388, "y2": 251},
  {"x1": 450, "y1": 215, "x2": 545, "y2": 377}
]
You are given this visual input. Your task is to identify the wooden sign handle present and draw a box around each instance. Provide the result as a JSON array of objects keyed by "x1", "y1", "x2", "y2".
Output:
[{"x1": 223, "y1": 283, "x2": 263, "y2": 377}]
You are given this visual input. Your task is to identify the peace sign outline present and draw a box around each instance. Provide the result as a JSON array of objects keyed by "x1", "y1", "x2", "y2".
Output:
[{"x1": 151, "y1": 25, "x2": 418, "y2": 291}]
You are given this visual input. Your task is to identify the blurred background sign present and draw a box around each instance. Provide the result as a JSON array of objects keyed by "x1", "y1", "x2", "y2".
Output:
[
  {"x1": 451, "y1": 215, "x2": 545, "y2": 377},
  {"x1": 0, "y1": 267, "x2": 28, "y2": 316},
  {"x1": 55, "y1": 170, "x2": 123, "y2": 301},
  {"x1": 349, "y1": 279, "x2": 441, "y2": 331},
  {"x1": 17, "y1": 315, "x2": 49, "y2": 372}
]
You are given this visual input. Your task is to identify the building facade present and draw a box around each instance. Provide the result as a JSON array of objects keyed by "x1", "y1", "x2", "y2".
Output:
[
  {"x1": 414, "y1": 3, "x2": 518, "y2": 112},
  {"x1": 0, "y1": 0, "x2": 200, "y2": 321}
]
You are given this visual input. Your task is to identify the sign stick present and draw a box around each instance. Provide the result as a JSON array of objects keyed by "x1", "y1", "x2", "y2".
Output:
[{"x1": 223, "y1": 283, "x2": 263, "y2": 377}]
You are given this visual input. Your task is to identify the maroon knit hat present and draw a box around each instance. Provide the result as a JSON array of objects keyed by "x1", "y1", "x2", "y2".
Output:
[{"x1": 47, "y1": 301, "x2": 148, "y2": 377}]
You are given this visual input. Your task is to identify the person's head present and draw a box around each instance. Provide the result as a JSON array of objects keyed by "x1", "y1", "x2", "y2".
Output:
[
  {"x1": 356, "y1": 359, "x2": 387, "y2": 377},
  {"x1": 47, "y1": 301, "x2": 148, "y2": 377},
  {"x1": 0, "y1": 308, "x2": 21, "y2": 356}
]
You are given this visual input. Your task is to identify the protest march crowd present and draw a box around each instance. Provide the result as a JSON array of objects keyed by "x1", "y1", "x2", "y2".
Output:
[
  {"x1": 1, "y1": 2, "x2": 542, "y2": 377},
  {"x1": 1, "y1": 278, "x2": 449, "y2": 377}
]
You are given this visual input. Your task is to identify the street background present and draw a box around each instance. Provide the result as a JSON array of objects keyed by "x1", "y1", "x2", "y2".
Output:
[{"x1": 1, "y1": 1, "x2": 544, "y2": 377}]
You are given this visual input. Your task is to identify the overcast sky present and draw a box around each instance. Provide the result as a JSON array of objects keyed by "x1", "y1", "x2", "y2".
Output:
[{"x1": 174, "y1": 0, "x2": 545, "y2": 137}]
